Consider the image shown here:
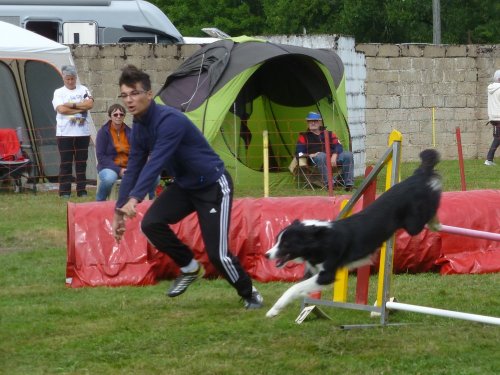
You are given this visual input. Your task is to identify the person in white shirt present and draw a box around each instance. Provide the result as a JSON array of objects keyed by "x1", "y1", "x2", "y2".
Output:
[
  {"x1": 485, "y1": 70, "x2": 500, "y2": 166},
  {"x1": 52, "y1": 65, "x2": 94, "y2": 197}
]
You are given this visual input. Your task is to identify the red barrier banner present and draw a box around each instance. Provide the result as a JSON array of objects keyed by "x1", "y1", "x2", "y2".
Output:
[{"x1": 66, "y1": 191, "x2": 500, "y2": 287}]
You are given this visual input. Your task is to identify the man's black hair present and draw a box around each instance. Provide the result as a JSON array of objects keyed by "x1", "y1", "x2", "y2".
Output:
[{"x1": 119, "y1": 64, "x2": 151, "y2": 91}]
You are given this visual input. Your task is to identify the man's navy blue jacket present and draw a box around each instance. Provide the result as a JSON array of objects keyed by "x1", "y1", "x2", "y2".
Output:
[{"x1": 116, "y1": 101, "x2": 224, "y2": 208}]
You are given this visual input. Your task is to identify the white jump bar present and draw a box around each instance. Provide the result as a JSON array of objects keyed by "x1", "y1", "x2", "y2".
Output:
[
  {"x1": 440, "y1": 224, "x2": 500, "y2": 242},
  {"x1": 386, "y1": 301, "x2": 500, "y2": 326}
]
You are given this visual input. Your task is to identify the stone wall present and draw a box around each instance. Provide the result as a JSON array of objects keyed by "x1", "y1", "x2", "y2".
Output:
[
  {"x1": 356, "y1": 43, "x2": 500, "y2": 162},
  {"x1": 70, "y1": 43, "x2": 199, "y2": 127},
  {"x1": 71, "y1": 41, "x2": 500, "y2": 164}
]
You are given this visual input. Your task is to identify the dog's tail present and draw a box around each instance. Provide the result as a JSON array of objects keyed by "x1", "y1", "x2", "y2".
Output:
[{"x1": 419, "y1": 149, "x2": 440, "y2": 173}]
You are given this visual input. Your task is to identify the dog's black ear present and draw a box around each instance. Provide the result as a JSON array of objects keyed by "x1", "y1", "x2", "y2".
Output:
[{"x1": 291, "y1": 219, "x2": 301, "y2": 225}]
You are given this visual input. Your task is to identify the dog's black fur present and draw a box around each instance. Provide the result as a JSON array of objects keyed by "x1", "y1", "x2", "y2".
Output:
[{"x1": 265, "y1": 149, "x2": 442, "y2": 317}]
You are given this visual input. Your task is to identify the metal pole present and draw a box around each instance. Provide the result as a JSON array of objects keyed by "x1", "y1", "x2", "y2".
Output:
[
  {"x1": 433, "y1": 0, "x2": 441, "y2": 44},
  {"x1": 455, "y1": 127, "x2": 467, "y2": 191},
  {"x1": 324, "y1": 129, "x2": 333, "y2": 196},
  {"x1": 432, "y1": 107, "x2": 436, "y2": 147}
]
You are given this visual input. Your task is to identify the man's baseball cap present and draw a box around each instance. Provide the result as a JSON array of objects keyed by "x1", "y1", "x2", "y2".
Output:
[{"x1": 305, "y1": 112, "x2": 322, "y2": 121}]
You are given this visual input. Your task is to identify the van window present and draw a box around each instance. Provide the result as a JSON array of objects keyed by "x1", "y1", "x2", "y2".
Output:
[
  {"x1": 25, "y1": 21, "x2": 59, "y2": 42},
  {"x1": 118, "y1": 36, "x2": 179, "y2": 44}
]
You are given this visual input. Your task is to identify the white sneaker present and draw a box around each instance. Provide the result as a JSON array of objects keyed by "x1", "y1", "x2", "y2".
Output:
[
  {"x1": 484, "y1": 160, "x2": 496, "y2": 166},
  {"x1": 243, "y1": 286, "x2": 264, "y2": 309},
  {"x1": 167, "y1": 265, "x2": 204, "y2": 297}
]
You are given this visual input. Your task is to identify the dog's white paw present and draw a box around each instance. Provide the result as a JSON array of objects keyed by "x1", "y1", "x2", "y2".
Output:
[{"x1": 266, "y1": 307, "x2": 280, "y2": 318}]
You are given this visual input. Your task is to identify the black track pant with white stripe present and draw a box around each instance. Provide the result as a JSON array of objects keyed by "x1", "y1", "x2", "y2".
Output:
[{"x1": 141, "y1": 171, "x2": 253, "y2": 299}]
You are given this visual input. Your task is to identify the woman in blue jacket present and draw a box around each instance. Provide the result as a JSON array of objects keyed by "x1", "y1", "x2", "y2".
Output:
[
  {"x1": 96, "y1": 104, "x2": 157, "y2": 201},
  {"x1": 95, "y1": 104, "x2": 132, "y2": 201}
]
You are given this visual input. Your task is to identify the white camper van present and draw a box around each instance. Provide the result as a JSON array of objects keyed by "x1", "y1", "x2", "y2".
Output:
[{"x1": 0, "y1": 0, "x2": 184, "y2": 44}]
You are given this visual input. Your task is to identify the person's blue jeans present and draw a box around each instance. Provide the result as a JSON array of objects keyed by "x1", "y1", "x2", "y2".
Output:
[
  {"x1": 311, "y1": 151, "x2": 354, "y2": 187},
  {"x1": 96, "y1": 168, "x2": 160, "y2": 201},
  {"x1": 96, "y1": 168, "x2": 119, "y2": 201}
]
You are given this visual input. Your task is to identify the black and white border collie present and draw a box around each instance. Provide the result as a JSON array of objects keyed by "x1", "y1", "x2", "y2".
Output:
[{"x1": 265, "y1": 149, "x2": 442, "y2": 318}]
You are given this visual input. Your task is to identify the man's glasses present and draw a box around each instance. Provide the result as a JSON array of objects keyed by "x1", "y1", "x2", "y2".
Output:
[
  {"x1": 112, "y1": 113, "x2": 125, "y2": 118},
  {"x1": 117, "y1": 90, "x2": 147, "y2": 99}
]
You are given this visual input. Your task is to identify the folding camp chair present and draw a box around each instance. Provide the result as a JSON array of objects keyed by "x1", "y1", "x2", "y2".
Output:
[
  {"x1": 0, "y1": 128, "x2": 34, "y2": 193},
  {"x1": 289, "y1": 155, "x2": 345, "y2": 191},
  {"x1": 289, "y1": 155, "x2": 324, "y2": 190}
]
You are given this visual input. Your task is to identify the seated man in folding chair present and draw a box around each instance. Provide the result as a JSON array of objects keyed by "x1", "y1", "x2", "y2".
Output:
[{"x1": 295, "y1": 112, "x2": 354, "y2": 191}]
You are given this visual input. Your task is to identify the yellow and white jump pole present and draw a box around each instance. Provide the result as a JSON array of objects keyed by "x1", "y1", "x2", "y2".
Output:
[{"x1": 376, "y1": 130, "x2": 402, "y2": 315}]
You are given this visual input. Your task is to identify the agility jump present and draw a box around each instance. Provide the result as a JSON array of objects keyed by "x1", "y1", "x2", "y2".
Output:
[
  {"x1": 299, "y1": 130, "x2": 500, "y2": 327},
  {"x1": 384, "y1": 223, "x2": 500, "y2": 326}
]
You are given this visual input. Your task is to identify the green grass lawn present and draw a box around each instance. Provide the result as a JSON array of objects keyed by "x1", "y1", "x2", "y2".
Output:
[{"x1": 0, "y1": 158, "x2": 499, "y2": 374}]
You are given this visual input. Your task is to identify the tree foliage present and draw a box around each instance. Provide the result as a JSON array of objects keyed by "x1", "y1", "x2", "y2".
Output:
[
  {"x1": 150, "y1": 0, "x2": 264, "y2": 36},
  {"x1": 151, "y1": 0, "x2": 500, "y2": 43}
]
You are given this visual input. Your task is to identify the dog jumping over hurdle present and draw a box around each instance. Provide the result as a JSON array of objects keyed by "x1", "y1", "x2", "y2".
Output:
[{"x1": 265, "y1": 149, "x2": 442, "y2": 318}]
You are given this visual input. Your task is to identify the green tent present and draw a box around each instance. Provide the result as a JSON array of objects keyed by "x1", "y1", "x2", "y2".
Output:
[{"x1": 157, "y1": 36, "x2": 349, "y2": 188}]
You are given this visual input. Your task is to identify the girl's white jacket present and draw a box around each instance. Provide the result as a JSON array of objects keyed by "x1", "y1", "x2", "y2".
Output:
[{"x1": 487, "y1": 82, "x2": 500, "y2": 121}]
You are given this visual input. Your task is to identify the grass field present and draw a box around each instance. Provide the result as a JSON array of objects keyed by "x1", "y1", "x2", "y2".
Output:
[{"x1": 0, "y1": 158, "x2": 499, "y2": 374}]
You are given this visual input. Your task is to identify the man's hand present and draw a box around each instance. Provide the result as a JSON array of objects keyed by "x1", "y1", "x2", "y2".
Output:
[
  {"x1": 113, "y1": 198, "x2": 139, "y2": 242},
  {"x1": 112, "y1": 211, "x2": 126, "y2": 243},
  {"x1": 331, "y1": 154, "x2": 338, "y2": 167},
  {"x1": 120, "y1": 198, "x2": 139, "y2": 218}
]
